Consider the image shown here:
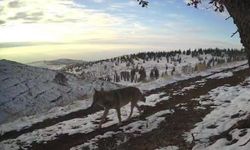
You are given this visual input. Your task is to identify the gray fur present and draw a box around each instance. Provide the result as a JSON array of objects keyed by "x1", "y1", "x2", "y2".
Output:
[{"x1": 91, "y1": 87, "x2": 145, "y2": 128}]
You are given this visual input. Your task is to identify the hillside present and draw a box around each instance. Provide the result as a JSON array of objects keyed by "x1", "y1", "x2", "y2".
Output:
[
  {"x1": 0, "y1": 59, "x2": 249, "y2": 150},
  {"x1": 0, "y1": 49, "x2": 250, "y2": 150},
  {"x1": 0, "y1": 59, "x2": 119, "y2": 124},
  {"x1": 28, "y1": 59, "x2": 86, "y2": 70},
  {"x1": 62, "y1": 49, "x2": 246, "y2": 86}
]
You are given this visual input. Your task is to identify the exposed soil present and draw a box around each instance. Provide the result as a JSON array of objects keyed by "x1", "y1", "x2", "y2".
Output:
[{"x1": 1, "y1": 64, "x2": 249, "y2": 150}]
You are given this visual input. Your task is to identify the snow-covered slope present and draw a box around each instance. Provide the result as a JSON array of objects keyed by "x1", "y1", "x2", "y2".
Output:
[
  {"x1": 0, "y1": 57, "x2": 249, "y2": 150},
  {"x1": 62, "y1": 50, "x2": 246, "y2": 86},
  {"x1": 28, "y1": 59, "x2": 85, "y2": 70},
  {"x1": 0, "y1": 59, "x2": 119, "y2": 124}
]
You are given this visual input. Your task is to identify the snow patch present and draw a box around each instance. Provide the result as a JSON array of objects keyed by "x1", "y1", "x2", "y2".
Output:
[
  {"x1": 186, "y1": 79, "x2": 250, "y2": 150},
  {"x1": 155, "y1": 146, "x2": 179, "y2": 150},
  {"x1": 71, "y1": 109, "x2": 174, "y2": 150},
  {"x1": 207, "y1": 72, "x2": 233, "y2": 79}
]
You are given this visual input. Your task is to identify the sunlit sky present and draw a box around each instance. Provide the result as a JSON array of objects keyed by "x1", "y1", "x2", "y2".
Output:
[{"x1": 0, "y1": 0, "x2": 242, "y2": 63}]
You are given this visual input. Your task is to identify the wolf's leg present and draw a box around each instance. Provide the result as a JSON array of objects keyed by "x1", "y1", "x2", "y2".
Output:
[
  {"x1": 135, "y1": 103, "x2": 142, "y2": 115},
  {"x1": 99, "y1": 108, "x2": 109, "y2": 128},
  {"x1": 116, "y1": 108, "x2": 122, "y2": 125},
  {"x1": 127, "y1": 103, "x2": 134, "y2": 120}
]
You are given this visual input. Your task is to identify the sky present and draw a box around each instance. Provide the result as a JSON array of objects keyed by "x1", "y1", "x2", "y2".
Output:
[{"x1": 0, "y1": 0, "x2": 243, "y2": 63}]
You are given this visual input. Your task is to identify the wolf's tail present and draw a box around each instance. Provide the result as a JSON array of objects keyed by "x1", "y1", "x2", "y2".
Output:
[{"x1": 142, "y1": 96, "x2": 146, "y2": 102}]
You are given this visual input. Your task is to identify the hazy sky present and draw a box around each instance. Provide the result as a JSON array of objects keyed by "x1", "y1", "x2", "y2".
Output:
[{"x1": 0, "y1": 0, "x2": 242, "y2": 63}]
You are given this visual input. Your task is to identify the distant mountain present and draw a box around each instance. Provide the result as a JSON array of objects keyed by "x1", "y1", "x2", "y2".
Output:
[
  {"x1": 0, "y1": 59, "x2": 119, "y2": 124},
  {"x1": 28, "y1": 59, "x2": 86, "y2": 70}
]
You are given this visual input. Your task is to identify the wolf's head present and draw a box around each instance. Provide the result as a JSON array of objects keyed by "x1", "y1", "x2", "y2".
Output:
[{"x1": 91, "y1": 88, "x2": 104, "y2": 108}]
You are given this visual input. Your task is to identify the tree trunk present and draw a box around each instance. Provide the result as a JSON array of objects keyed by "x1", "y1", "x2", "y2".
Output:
[{"x1": 224, "y1": 0, "x2": 250, "y2": 67}]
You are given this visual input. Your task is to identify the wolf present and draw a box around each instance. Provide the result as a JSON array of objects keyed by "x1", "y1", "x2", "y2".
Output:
[{"x1": 91, "y1": 86, "x2": 146, "y2": 128}]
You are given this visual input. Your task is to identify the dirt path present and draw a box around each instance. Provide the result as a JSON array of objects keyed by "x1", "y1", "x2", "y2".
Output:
[
  {"x1": 26, "y1": 66, "x2": 250, "y2": 150},
  {"x1": 115, "y1": 68, "x2": 250, "y2": 150},
  {"x1": 0, "y1": 64, "x2": 246, "y2": 143}
]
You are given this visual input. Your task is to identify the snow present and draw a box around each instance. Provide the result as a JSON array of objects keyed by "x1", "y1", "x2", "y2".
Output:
[
  {"x1": 0, "y1": 92, "x2": 168, "y2": 136},
  {"x1": 70, "y1": 109, "x2": 173, "y2": 150},
  {"x1": 137, "y1": 60, "x2": 247, "y2": 91},
  {"x1": 144, "y1": 92, "x2": 169, "y2": 106},
  {"x1": 137, "y1": 76, "x2": 189, "y2": 91},
  {"x1": 0, "y1": 56, "x2": 249, "y2": 150},
  {"x1": 185, "y1": 77, "x2": 250, "y2": 150},
  {"x1": 155, "y1": 146, "x2": 179, "y2": 150},
  {"x1": 182, "y1": 85, "x2": 196, "y2": 91},
  {"x1": 62, "y1": 50, "x2": 247, "y2": 89},
  {"x1": 0, "y1": 59, "x2": 247, "y2": 141},
  {"x1": 207, "y1": 72, "x2": 233, "y2": 79},
  {"x1": 62, "y1": 54, "x2": 207, "y2": 83},
  {"x1": 0, "y1": 91, "x2": 171, "y2": 149},
  {"x1": 0, "y1": 60, "x2": 120, "y2": 124},
  {"x1": 206, "y1": 129, "x2": 250, "y2": 150},
  {"x1": 175, "y1": 103, "x2": 188, "y2": 111},
  {"x1": 0, "y1": 98, "x2": 92, "y2": 135}
]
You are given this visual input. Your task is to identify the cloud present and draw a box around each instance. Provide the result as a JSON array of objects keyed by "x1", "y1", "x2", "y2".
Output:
[
  {"x1": 109, "y1": 1, "x2": 138, "y2": 10},
  {"x1": 0, "y1": 42, "x2": 60, "y2": 48},
  {"x1": 0, "y1": 0, "x2": 131, "y2": 43},
  {"x1": 0, "y1": 0, "x2": 242, "y2": 63},
  {"x1": 8, "y1": 0, "x2": 22, "y2": 8},
  {"x1": 0, "y1": 0, "x2": 125, "y2": 25},
  {"x1": 0, "y1": 20, "x2": 5, "y2": 24},
  {"x1": 92, "y1": 0, "x2": 105, "y2": 3}
]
